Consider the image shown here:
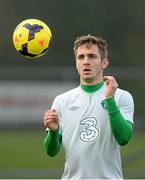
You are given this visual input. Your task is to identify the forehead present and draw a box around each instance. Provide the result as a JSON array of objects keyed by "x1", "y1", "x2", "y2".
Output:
[{"x1": 76, "y1": 44, "x2": 100, "y2": 55}]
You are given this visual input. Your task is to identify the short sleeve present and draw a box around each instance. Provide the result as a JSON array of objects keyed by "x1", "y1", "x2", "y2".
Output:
[
  {"x1": 51, "y1": 96, "x2": 62, "y2": 135},
  {"x1": 116, "y1": 90, "x2": 134, "y2": 124}
]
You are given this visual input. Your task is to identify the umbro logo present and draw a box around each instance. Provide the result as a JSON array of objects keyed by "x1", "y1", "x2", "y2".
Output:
[{"x1": 68, "y1": 106, "x2": 79, "y2": 111}]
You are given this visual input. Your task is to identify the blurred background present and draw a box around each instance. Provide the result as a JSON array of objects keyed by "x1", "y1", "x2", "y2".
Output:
[{"x1": 0, "y1": 0, "x2": 145, "y2": 179}]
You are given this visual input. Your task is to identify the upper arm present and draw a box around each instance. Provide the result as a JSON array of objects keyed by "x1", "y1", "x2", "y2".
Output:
[{"x1": 116, "y1": 90, "x2": 134, "y2": 124}]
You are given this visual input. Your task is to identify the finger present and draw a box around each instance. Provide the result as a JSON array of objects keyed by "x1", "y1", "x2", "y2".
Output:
[
  {"x1": 44, "y1": 113, "x2": 57, "y2": 121},
  {"x1": 103, "y1": 76, "x2": 114, "y2": 81},
  {"x1": 102, "y1": 76, "x2": 108, "y2": 81},
  {"x1": 103, "y1": 76, "x2": 117, "y2": 85},
  {"x1": 45, "y1": 118, "x2": 56, "y2": 124},
  {"x1": 45, "y1": 110, "x2": 58, "y2": 117},
  {"x1": 103, "y1": 76, "x2": 111, "y2": 86},
  {"x1": 44, "y1": 109, "x2": 58, "y2": 124},
  {"x1": 44, "y1": 119, "x2": 56, "y2": 126},
  {"x1": 44, "y1": 110, "x2": 58, "y2": 119},
  {"x1": 51, "y1": 109, "x2": 56, "y2": 112},
  {"x1": 44, "y1": 117, "x2": 54, "y2": 123}
]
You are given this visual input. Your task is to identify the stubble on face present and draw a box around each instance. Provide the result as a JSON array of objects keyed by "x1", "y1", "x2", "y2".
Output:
[{"x1": 76, "y1": 44, "x2": 104, "y2": 85}]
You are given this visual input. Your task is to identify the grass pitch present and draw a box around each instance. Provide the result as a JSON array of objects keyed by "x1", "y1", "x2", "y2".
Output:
[{"x1": 0, "y1": 130, "x2": 144, "y2": 179}]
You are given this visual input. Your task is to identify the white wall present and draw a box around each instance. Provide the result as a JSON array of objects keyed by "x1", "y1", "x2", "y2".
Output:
[{"x1": 0, "y1": 81, "x2": 77, "y2": 128}]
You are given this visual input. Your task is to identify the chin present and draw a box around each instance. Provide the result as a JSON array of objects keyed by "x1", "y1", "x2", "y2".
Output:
[
  {"x1": 83, "y1": 75, "x2": 93, "y2": 80},
  {"x1": 83, "y1": 77, "x2": 94, "y2": 83}
]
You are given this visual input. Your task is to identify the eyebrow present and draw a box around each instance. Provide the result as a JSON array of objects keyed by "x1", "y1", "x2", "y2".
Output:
[{"x1": 77, "y1": 53, "x2": 98, "y2": 58}]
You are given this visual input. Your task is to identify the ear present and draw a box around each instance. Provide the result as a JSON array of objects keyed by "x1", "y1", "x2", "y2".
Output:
[{"x1": 101, "y1": 58, "x2": 109, "y2": 70}]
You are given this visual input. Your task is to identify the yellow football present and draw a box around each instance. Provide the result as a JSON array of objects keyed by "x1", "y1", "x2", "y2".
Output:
[{"x1": 13, "y1": 19, "x2": 52, "y2": 58}]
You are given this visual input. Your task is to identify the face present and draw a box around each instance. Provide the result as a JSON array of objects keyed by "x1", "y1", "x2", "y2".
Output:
[{"x1": 76, "y1": 44, "x2": 109, "y2": 85}]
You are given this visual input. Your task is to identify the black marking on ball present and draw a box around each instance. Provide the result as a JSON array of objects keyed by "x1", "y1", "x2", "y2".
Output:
[
  {"x1": 19, "y1": 43, "x2": 38, "y2": 57},
  {"x1": 23, "y1": 23, "x2": 44, "y2": 41}
]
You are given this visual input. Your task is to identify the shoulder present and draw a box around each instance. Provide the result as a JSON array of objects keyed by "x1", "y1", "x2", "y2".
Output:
[
  {"x1": 115, "y1": 88, "x2": 134, "y2": 123},
  {"x1": 54, "y1": 86, "x2": 81, "y2": 101},
  {"x1": 115, "y1": 88, "x2": 134, "y2": 105},
  {"x1": 115, "y1": 88, "x2": 133, "y2": 98}
]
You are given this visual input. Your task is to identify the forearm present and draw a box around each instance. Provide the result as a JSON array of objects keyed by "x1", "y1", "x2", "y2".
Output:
[
  {"x1": 103, "y1": 97, "x2": 133, "y2": 146},
  {"x1": 43, "y1": 127, "x2": 62, "y2": 157}
]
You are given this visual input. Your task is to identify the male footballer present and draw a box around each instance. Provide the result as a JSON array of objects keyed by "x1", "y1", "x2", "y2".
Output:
[{"x1": 43, "y1": 34, "x2": 134, "y2": 179}]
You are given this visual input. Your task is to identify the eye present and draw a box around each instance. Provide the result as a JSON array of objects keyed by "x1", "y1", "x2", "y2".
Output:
[
  {"x1": 77, "y1": 54, "x2": 84, "y2": 60},
  {"x1": 89, "y1": 54, "x2": 97, "y2": 59}
]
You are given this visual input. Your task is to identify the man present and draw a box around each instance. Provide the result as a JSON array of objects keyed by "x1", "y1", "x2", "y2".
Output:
[{"x1": 43, "y1": 34, "x2": 134, "y2": 179}]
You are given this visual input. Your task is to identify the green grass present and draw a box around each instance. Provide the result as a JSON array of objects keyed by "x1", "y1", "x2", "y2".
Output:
[
  {"x1": 121, "y1": 131, "x2": 145, "y2": 166},
  {"x1": 0, "y1": 130, "x2": 64, "y2": 168},
  {"x1": 121, "y1": 131, "x2": 145, "y2": 154},
  {"x1": 0, "y1": 130, "x2": 145, "y2": 178}
]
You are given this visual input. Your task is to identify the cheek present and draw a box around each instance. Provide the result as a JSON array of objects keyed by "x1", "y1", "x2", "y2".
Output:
[
  {"x1": 94, "y1": 63, "x2": 102, "y2": 73},
  {"x1": 76, "y1": 62, "x2": 81, "y2": 73},
  {"x1": 95, "y1": 62, "x2": 104, "y2": 70}
]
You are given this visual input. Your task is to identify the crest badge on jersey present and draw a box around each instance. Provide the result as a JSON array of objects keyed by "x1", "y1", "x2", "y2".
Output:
[{"x1": 101, "y1": 100, "x2": 108, "y2": 110}]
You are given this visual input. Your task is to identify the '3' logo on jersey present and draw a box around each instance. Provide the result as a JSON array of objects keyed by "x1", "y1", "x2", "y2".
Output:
[{"x1": 80, "y1": 117, "x2": 99, "y2": 142}]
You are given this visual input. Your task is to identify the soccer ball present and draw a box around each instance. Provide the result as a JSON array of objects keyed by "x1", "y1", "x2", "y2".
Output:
[{"x1": 13, "y1": 19, "x2": 52, "y2": 58}]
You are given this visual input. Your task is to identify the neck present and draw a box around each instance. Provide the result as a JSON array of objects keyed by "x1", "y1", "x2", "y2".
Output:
[
  {"x1": 80, "y1": 75, "x2": 103, "y2": 86},
  {"x1": 80, "y1": 80, "x2": 104, "y2": 93}
]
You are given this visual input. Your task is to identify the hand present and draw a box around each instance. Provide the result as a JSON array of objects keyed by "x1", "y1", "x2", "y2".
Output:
[
  {"x1": 43, "y1": 109, "x2": 59, "y2": 131},
  {"x1": 103, "y1": 76, "x2": 118, "y2": 99}
]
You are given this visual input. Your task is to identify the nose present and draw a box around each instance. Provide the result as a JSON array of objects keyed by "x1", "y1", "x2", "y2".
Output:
[{"x1": 83, "y1": 56, "x2": 90, "y2": 65}]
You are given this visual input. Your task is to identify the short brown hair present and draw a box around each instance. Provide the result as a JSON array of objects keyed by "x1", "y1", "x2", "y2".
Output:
[{"x1": 73, "y1": 34, "x2": 108, "y2": 59}]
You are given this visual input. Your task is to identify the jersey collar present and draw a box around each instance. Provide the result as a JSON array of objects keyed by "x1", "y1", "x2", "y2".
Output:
[{"x1": 80, "y1": 80, "x2": 104, "y2": 93}]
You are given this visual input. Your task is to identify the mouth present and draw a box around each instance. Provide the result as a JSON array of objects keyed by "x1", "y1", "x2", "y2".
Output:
[
  {"x1": 83, "y1": 69, "x2": 91, "y2": 75},
  {"x1": 83, "y1": 69, "x2": 91, "y2": 72}
]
